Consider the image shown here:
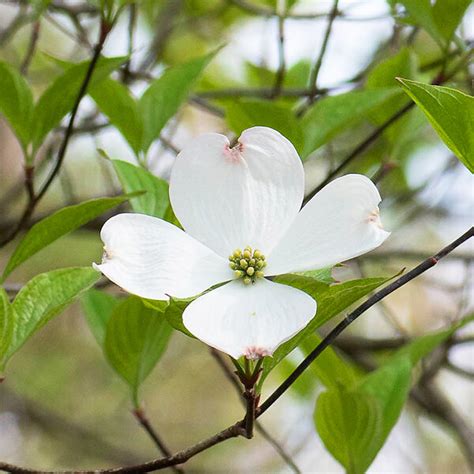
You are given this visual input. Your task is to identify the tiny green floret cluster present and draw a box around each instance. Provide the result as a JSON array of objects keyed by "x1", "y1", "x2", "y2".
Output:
[{"x1": 228, "y1": 246, "x2": 266, "y2": 284}]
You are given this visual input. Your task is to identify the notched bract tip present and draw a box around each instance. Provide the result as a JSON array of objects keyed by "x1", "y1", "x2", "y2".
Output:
[{"x1": 367, "y1": 208, "x2": 385, "y2": 230}]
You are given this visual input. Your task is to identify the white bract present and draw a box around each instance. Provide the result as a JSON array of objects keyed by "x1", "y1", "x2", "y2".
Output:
[{"x1": 94, "y1": 127, "x2": 390, "y2": 360}]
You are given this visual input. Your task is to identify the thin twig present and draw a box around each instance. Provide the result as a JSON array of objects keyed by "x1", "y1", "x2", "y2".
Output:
[
  {"x1": 302, "y1": 101, "x2": 414, "y2": 204},
  {"x1": 139, "y1": 0, "x2": 183, "y2": 71},
  {"x1": 1, "y1": 386, "x2": 142, "y2": 465},
  {"x1": 210, "y1": 349, "x2": 301, "y2": 473},
  {"x1": 2, "y1": 229, "x2": 471, "y2": 473},
  {"x1": 20, "y1": 20, "x2": 40, "y2": 75},
  {"x1": 307, "y1": 0, "x2": 339, "y2": 102},
  {"x1": 412, "y1": 384, "x2": 474, "y2": 467},
  {"x1": 0, "y1": 6, "x2": 30, "y2": 45},
  {"x1": 444, "y1": 360, "x2": 474, "y2": 380},
  {"x1": 258, "y1": 226, "x2": 474, "y2": 416},
  {"x1": 228, "y1": 0, "x2": 388, "y2": 21},
  {"x1": 198, "y1": 86, "x2": 329, "y2": 98},
  {"x1": 122, "y1": 2, "x2": 137, "y2": 83},
  {"x1": 132, "y1": 408, "x2": 185, "y2": 474},
  {"x1": 362, "y1": 249, "x2": 474, "y2": 262},
  {"x1": 272, "y1": 6, "x2": 286, "y2": 97}
]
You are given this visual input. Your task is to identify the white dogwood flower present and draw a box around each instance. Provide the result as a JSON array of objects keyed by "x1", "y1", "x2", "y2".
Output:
[{"x1": 94, "y1": 127, "x2": 389, "y2": 360}]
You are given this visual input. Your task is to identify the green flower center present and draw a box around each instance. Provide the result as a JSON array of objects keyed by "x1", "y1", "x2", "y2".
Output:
[{"x1": 228, "y1": 246, "x2": 266, "y2": 284}]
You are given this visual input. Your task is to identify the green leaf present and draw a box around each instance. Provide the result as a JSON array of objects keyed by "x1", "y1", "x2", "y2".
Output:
[
  {"x1": 139, "y1": 52, "x2": 216, "y2": 152},
  {"x1": 2, "y1": 194, "x2": 136, "y2": 280},
  {"x1": 365, "y1": 48, "x2": 417, "y2": 124},
  {"x1": 81, "y1": 288, "x2": 120, "y2": 346},
  {"x1": 397, "y1": 78, "x2": 474, "y2": 172},
  {"x1": 31, "y1": 56, "x2": 126, "y2": 152},
  {"x1": 432, "y1": 0, "x2": 471, "y2": 43},
  {"x1": 112, "y1": 160, "x2": 170, "y2": 218},
  {"x1": 225, "y1": 100, "x2": 303, "y2": 154},
  {"x1": 301, "y1": 88, "x2": 400, "y2": 158},
  {"x1": 0, "y1": 61, "x2": 34, "y2": 149},
  {"x1": 261, "y1": 274, "x2": 392, "y2": 380},
  {"x1": 163, "y1": 297, "x2": 195, "y2": 338},
  {"x1": 315, "y1": 387, "x2": 382, "y2": 474},
  {"x1": 394, "y1": 316, "x2": 473, "y2": 365},
  {"x1": 4, "y1": 267, "x2": 100, "y2": 367},
  {"x1": 90, "y1": 78, "x2": 143, "y2": 155},
  {"x1": 104, "y1": 296, "x2": 173, "y2": 404},
  {"x1": 0, "y1": 288, "x2": 13, "y2": 372},
  {"x1": 358, "y1": 357, "x2": 412, "y2": 443},
  {"x1": 366, "y1": 48, "x2": 417, "y2": 89},
  {"x1": 300, "y1": 333, "x2": 359, "y2": 390},
  {"x1": 296, "y1": 267, "x2": 335, "y2": 285},
  {"x1": 314, "y1": 319, "x2": 473, "y2": 473},
  {"x1": 397, "y1": 0, "x2": 442, "y2": 44}
]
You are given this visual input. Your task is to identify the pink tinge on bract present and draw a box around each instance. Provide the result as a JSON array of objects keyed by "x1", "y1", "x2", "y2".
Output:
[
  {"x1": 244, "y1": 346, "x2": 272, "y2": 360},
  {"x1": 367, "y1": 208, "x2": 384, "y2": 230},
  {"x1": 223, "y1": 141, "x2": 244, "y2": 162}
]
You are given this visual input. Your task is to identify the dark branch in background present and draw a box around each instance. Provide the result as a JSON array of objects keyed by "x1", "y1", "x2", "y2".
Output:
[
  {"x1": 363, "y1": 249, "x2": 474, "y2": 263},
  {"x1": 139, "y1": 0, "x2": 183, "y2": 71},
  {"x1": 272, "y1": 8, "x2": 286, "y2": 98},
  {"x1": 0, "y1": 18, "x2": 112, "y2": 248},
  {"x1": 303, "y1": 102, "x2": 414, "y2": 204},
  {"x1": 49, "y1": 0, "x2": 98, "y2": 16},
  {"x1": 20, "y1": 20, "x2": 40, "y2": 75},
  {"x1": 132, "y1": 408, "x2": 185, "y2": 474},
  {"x1": 0, "y1": 228, "x2": 471, "y2": 474},
  {"x1": 0, "y1": 4, "x2": 30, "y2": 45},
  {"x1": 306, "y1": 0, "x2": 339, "y2": 105},
  {"x1": 0, "y1": 387, "x2": 142, "y2": 466},
  {"x1": 412, "y1": 384, "x2": 474, "y2": 466},
  {"x1": 228, "y1": 0, "x2": 389, "y2": 21},
  {"x1": 122, "y1": 2, "x2": 137, "y2": 83},
  {"x1": 198, "y1": 86, "x2": 330, "y2": 98},
  {"x1": 445, "y1": 360, "x2": 474, "y2": 380}
]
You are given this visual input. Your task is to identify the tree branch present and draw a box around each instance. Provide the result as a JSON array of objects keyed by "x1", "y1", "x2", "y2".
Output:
[
  {"x1": 307, "y1": 0, "x2": 339, "y2": 102},
  {"x1": 132, "y1": 408, "x2": 185, "y2": 474},
  {"x1": 412, "y1": 384, "x2": 474, "y2": 467},
  {"x1": 302, "y1": 102, "x2": 414, "y2": 204},
  {"x1": 272, "y1": 8, "x2": 286, "y2": 97},
  {"x1": 257, "y1": 226, "x2": 474, "y2": 415},
  {"x1": 0, "y1": 228, "x2": 471, "y2": 473},
  {"x1": 210, "y1": 349, "x2": 301, "y2": 473},
  {"x1": 228, "y1": 0, "x2": 388, "y2": 21},
  {"x1": 20, "y1": 20, "x2": 40, "y2": 75}
]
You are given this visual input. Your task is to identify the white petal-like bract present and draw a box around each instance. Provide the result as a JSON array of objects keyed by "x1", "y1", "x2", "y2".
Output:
[
  {"x1": 182, "y1": 278, "x2": 316, "y2": 359},
  {"x1": 169, "y1": 127, "x2": 304, "y2": 258},
  {"x1": 94, "y1": 213, "x2": 231, "y2": 300},
  {"x1": 266, "y1": 174, "x2": 390, "y2": 275}
]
